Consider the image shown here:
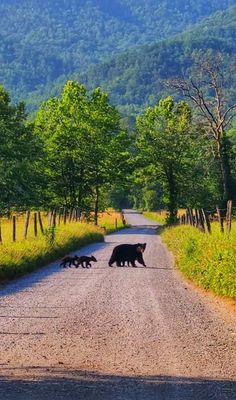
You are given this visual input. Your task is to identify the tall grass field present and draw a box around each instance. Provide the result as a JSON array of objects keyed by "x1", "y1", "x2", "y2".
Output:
[
  {"x1": 0, "y1": 211, "x2": 123, "y2": 282},
  {"x1": 162, "y1": 222, "x2": 236, "y2": 299}
]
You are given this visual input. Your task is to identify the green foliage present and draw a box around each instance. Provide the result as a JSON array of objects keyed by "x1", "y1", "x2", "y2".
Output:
[
  {"x1": 34, "y1": 80, "x2": 132, "y2": 218},
  {"x1": 0, "y1": 85, "x2": 44, "y2": 209},
  {"x1": 0, "y1": 1, "x2": 235, "y2": 110},
  {"x1": 162, "y1": 224, "x2": 236, "y2": 298},
  {"x1": 43, "y1": 226, "x2": 56, "y2": 248},
  {"x1": 80, "y1": 5, "x2": 236, "y2": 116},
  {"x1": 135, "y1": 97, "x2": 194, "y2": 222}
]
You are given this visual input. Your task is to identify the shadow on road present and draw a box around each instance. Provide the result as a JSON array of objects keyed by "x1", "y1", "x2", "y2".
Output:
[
  {"x1": 0, "y1": 369, "x2": 235, "y2": 400},
  {"x1": 0, "y1": 242, "x2": 108, "y2": 298}
]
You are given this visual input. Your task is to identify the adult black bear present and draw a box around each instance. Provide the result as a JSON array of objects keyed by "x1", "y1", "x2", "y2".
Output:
[{"x1": 109, "y1": 243, "x2": 146, "y2": 267}]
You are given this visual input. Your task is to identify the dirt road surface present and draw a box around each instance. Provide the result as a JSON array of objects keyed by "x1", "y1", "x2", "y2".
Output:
[{"x1": 0, "y1": 210, "x2": 235, "y2": 399}]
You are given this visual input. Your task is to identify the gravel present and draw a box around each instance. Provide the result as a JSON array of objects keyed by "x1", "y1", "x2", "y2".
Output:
[{"x1": 0, "y1": 210, "x2": 235, "y2": 399}]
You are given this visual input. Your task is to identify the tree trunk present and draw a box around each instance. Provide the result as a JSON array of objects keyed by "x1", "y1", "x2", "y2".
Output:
[
  {"x1": 218, "y1": 136, "x2": 232, "y2": 207},
  {"x1": 166, "y1": 164, "x2": 178, "y2": 224},
  {"x1": 94, "y1": 186, "x2": 99, "y2": 226}
]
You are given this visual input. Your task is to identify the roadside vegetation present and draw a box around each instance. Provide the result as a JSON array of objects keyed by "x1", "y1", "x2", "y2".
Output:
[
  {"x1": 161, "y1": 222, "x2": 236, "y2": 299},
  {"x1": 0, "y1": 211, "x2": 123, "y2": 282},
  {"x1": 144, "y1": 210, "x2": 185, "y2": 225},
  {"x1": 143, "y1": 211, "x2": 167, "y2": 225}
]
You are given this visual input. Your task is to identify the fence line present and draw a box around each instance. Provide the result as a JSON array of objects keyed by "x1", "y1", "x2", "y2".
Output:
[
  {"x1": 179, "y1": 200, "x2": 233, "y2": 234},
  {"x1": 0, "y1": 207, "x2": 126, "y2": 243}
]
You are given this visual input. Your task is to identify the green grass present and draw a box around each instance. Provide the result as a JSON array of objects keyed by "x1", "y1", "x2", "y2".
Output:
[
  {"x1": 98, "y1": 210, "x2": 125, "y2": 233},
  {"x1": 0, "y1": 222, "x2": 104, "y2": 282},
  {"x1": 0, "y1": 209, "x2": 126, "y2": 282},
  {"x1": 143, "y1": 211, "x2": 167, "y2": 224},
  {"x1": 161, "y1": 222, "x2": 236, "y2": 299}
]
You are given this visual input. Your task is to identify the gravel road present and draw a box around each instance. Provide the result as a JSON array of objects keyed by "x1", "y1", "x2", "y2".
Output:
[{"x1": 0, "y1": 210, "x2": 235, "y2": 399}]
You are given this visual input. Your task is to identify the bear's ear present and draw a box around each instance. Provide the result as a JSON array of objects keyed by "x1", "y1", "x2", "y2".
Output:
[{"x1": 137, "y1": 246, "x2": 142, "y2": 253}]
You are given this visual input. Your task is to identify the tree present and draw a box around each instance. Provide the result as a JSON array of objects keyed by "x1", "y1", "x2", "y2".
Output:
[
  {"x1": 0, "y1": 85, "x2": 42, "y2": 211},
  {"x1": 169, "y1": 51, "x2": 236, "y2": 205},
  {"x1": 34, "y1": 81, "x2": 131, "y2": 222},
  {"x1": 136, "y1": 96, "x2": 193, "y2": 223}
]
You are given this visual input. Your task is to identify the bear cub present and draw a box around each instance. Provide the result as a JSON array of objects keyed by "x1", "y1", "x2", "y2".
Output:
[{"x1": 75, "y1": 255, "x2": 97, "y2": 268}]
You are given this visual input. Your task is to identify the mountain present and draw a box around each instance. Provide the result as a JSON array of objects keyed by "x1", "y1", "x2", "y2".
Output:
[
  {"x1": 0, "y1": 0, "x2": 235, "y2": 105},
  {"x1": 21, "y1": 5, "x2": 236, "y2": 116},
  {"x1": 80, "y1": 5, "x2": 236, "y2": 115}
]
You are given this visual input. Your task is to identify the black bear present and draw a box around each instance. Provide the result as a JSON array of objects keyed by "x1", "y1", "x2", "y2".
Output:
[
  {"x1": 75, "y1": 255, "x2": 97, "y2": 268},
  {"x1": 109, "y1": 243, "x2": 146, "y2": 267}
]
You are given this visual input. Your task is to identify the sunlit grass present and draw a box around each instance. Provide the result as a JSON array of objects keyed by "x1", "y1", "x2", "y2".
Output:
[
  {"x1": 162, "y1": 221, "x2": 236, "y2": 299},
  {"x1": 144, "y1": 209, "x2": 185, "y2": 225},
  {"x1": 0, "y1": 210, "x2": 124, "y2": 281},
  {"x1": 0, "y1": 212, "x2": 49, "y2": 242},
  {"x1": 98, "y1": 210, "x2": 125, "y2": 232},
  {"x1": 0, "y1": 222, "x2": 104, "y2": 281},
  {"x1": 143, "y1": 211, "x2": 167, "y2": 224}
]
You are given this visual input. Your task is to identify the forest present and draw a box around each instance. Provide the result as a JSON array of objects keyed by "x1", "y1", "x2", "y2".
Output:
[
  {"x1": 81, "y1": 5, "x2": 236, "y2": 117},
  {"x1": 1, "y1": 50, "x2": 236, "y2": 223},
  {"x1": 0, "y1": 0, "x2": 235, "y2": 110},
  {"x1": 0, "y1": 0, "x2": 236, "y2": 221}
]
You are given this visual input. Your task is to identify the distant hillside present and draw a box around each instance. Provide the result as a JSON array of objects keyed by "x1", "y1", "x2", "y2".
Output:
[
  {"x1": 23, "y1": 5, "x2": 236, "y2": 116},
  {"x1": 80, "y1": 5, "x2": 236, "y2": 115},
  {"x1": 0, "y1": 0, "x2": 235, "y2": 104}
]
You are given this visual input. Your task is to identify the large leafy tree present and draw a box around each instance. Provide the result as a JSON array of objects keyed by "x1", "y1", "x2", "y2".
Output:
[
  {"x1": 35, "y1": 81, "x2": 92, "y2": 209},
  {"x1": 34, "y1": 80, "x2": 131, "y2": 221},
  {"x1": 170, "y1": 51, "x2": 236, "y2": 205},
  {"x1": 136, "y1": 97, "x2": 194, "y2": 223},
  {"x1": 0, "y1": 85, "x2": 42, "y2": 211}
]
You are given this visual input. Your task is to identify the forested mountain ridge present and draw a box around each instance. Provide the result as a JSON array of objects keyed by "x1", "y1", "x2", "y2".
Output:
[
  {"x1": 22, "y1": 5, "x2": 236, "y2": 115},
  {"x1": 80, "y1": 5, "x2": 236, "y2": 116},
  {"x1": 0, "y1": 0, "x2": 235, "y2": 105}
]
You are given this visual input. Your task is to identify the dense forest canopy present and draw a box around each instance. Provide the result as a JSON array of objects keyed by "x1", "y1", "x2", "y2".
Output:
[
  {"x1": 80, "y1": 5, "x2": 236, "y2": 116},
  {"x1": 1, "y1": 0, "x2": 236, "y2": 216},
  {"x1": 0, "y1": 0, "x2": 235, "y2": 107},
  {"x1": 21, "y1": 5, "x2": 236, "y2": 115}
]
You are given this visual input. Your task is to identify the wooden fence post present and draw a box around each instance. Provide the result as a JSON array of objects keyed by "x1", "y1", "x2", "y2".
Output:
[
  {"x1": 13, "y1": 215, "x2": 16, "y2": 242},
  {"x1": 69, "y1": 208, "x2": 73, "y2": 222},
  {"x1": 115, "y1": 218, "x2": 118, "y2": 230},
  {"x1": 52, "y1": 210, "x2": 57, "y2": 227},
  {"x1": 23, "y1": 211, "x2": 30, "y2": 239},
  {"x1": 226, "y1": 200, "x2": 233, "y2": 234},
  {"x1": 194, "y1": 209, "x2": 200, "y2": 228},
  {"x1": 216, "y1": 206, "x2": 224, "y2": 233},
  {"x1": 202, "y1": 209, "x2": 211, "y2": 234},
  {"x1": 34, "y1": 212, "x2": 38, "y2": 237},
  {"x1": 58, "y1": 210, "x2": 61, "y2": 225},
  {"x1": 63, "y1": 207, "x2": 67, "y2": 225},
  {"x1": 75, "y1": 208, "x2": 78, "y2": 222},
  {"x1": 38, "y1": 211, "x2": 44, "y2": 234},
  {"x1": 186, "y1": 209, "x2": 189, "y2": 224},
  {"x1": 198, "y1": 209, "x2": 205, "y2": 232},
  {"x1": 121, "y1": 212, "x2": 126, "y2": 226},
  {"x1": 48, "y1": 211, "x2": 51, "y2": 228},
  {"x1": 0, "y1": 219, "x2": 2, "y2": 243},
  {"x1": 189, "y1": 209, "x2": 194, "y2": 226}
]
